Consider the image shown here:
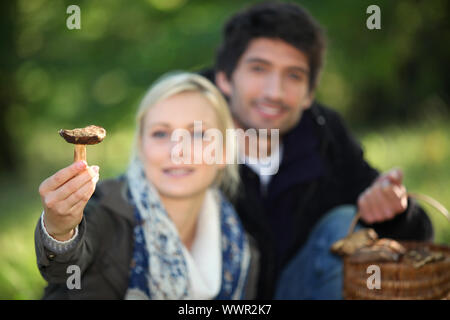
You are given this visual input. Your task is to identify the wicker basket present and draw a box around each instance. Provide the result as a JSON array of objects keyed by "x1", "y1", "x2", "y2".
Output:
[
  {"x1": 343, "y1": 193, "x2": 450, "y2": 300},
  {"x1": 344, "y1": 242, "x2": 450, "y2": 299}
]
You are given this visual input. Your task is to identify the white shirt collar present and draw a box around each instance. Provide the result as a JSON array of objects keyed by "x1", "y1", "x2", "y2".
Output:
[{"x1": 241, "y1": 143, "x2": 284, "y2": 193}]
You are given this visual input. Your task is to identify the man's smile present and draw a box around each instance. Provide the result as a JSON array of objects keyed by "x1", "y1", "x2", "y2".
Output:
[{"x1": 253, "y1": 101, "x2": 288, "y2": 119}]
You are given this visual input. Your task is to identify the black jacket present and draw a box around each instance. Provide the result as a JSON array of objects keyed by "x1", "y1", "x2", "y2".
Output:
[{"x1": 229, "y1": 102, "x2": 433, "y2": 299}]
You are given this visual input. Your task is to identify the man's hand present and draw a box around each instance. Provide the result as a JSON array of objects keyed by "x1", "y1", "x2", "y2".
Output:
[{"x1": 357, "y1": 168, "x2": 408, "y2": 224}]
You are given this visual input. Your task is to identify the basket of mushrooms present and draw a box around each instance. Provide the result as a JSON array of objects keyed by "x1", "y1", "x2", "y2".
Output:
[{"x1": 331, "y1": 193, "x2": 450, "y2": 300}]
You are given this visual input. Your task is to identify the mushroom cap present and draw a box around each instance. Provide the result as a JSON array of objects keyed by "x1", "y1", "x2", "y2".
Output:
[
  {"x1": 59, "y1": 125, "x2": 106, "y2": 145},
  {"x1": 330, "y1": 228, "x2": 379, "y2": 256}
]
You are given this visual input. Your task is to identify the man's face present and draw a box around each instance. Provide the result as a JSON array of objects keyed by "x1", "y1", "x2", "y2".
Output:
[{"x1": 217, "y1": 38, "x2": 314, "y2": 135}]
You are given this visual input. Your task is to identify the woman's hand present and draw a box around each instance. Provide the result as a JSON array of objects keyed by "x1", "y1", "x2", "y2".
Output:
[{"x1": 39, "y1": 161, "x2": 100, "y2": 241}]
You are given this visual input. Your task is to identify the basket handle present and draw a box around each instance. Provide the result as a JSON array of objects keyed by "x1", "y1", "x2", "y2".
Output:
[{"x1": 347, "y1": 192, "x2": 449, "y2": 236}]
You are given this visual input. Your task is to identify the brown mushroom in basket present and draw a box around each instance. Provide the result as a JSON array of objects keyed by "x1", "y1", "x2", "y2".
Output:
[
  {"x1": 59, "y1": 125, "x2": 106, "y2": 162},
  {"x1": 349, "y1": 239, "x2": 406, "y2": 263},
  {"x1": 330, "y1": 228, "x2": 379, "y2": 256}
]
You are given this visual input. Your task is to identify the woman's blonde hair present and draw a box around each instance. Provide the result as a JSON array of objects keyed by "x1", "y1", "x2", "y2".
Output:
[{"x1": 132, "y1": 71, "x2": 239, "y2": 197}]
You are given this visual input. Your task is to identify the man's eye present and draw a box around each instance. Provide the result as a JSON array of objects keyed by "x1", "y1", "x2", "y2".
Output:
[
  {"x1": 288, "y1": 73, "x2": 303, "y2": 81},
  {"x1": 152, "y1": 131, "x2": 168, "y2": 138},
  {"x1": 251, "y1": 65, "x2": 266, "y2": 73}
]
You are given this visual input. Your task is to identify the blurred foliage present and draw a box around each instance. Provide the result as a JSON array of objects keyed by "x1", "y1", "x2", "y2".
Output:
[
  {"x1": 0, "y1": 0, "x2": 449, "y2": 299},
  {"x1": 1, "y1": 0, "x2": 449, "y2": 174}
]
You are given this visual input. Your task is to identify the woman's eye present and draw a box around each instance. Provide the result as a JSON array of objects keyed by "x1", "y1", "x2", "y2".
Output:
[{"x1": 152, "y1": 131, "x2": 168, "y2": 138}]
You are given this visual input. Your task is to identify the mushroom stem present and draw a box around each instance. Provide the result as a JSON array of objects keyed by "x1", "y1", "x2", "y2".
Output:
[{"x1": 74, "y1": 144, "x2": 86, "y2": 162}]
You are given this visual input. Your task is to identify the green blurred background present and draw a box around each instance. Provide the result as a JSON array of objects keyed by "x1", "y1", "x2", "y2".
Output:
[{"x1": 0, "y1": 0, "x2": 448, "y2": 299}]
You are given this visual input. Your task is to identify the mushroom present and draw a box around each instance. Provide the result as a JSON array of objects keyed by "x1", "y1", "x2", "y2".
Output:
[
  {"x1": 349, "y1": 239, "x2": 406, "y2": 263},
  {"x1": 330, "y1": 228, "x2": 379, "y2": 256},
  {"x1": 59, "y1": 125, "x2": 106, "y2": 162}
]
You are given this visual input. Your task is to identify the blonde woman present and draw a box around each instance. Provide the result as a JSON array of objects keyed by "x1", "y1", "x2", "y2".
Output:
[{"x1": 35, "y1": 72, "x2": 258, "y2": 299}]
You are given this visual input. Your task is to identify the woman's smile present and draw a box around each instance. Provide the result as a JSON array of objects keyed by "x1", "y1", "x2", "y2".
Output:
[{"x1": 162, "y1": 167, "x2": 195, "y2": 178}]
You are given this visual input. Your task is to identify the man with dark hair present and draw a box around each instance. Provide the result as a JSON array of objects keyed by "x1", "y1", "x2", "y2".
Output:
[{"x1": 202, "y1": 2, "x2": 433, "y2": 299}]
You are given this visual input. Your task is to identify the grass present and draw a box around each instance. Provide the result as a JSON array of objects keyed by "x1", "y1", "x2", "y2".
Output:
[{"x1": 0, "y1": 119, "x2": 449, "y2": 299}]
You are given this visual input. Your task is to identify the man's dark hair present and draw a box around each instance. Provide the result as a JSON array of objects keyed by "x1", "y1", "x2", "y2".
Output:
[{"x1": 215, "y1": 1, "x2": 326, "y2": 92}]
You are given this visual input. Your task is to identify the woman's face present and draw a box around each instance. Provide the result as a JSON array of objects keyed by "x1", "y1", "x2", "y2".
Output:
[{"x1": 140, "y1": 91, "x2": 225, "y2": 200}]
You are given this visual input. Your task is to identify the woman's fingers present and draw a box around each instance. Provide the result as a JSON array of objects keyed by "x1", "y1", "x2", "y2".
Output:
[
  {"x1": 49, "y1": 166, "x2": 99, "y2": 203},
  {"x1": 39, "y1": 161, "x2": 87, "y2": 195},
  {"x1": 41, "y1": 163, "x2": 100, "y2": 238},
  {"x1": 53, "y1": 172, "x2": 99, "y2": 215},
  {"x1": 42, "y1": 166, "x2": 99, "y2": 212},
  {"x1": 69, "y1": 190, "x2": 95, "y2": 216}
]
